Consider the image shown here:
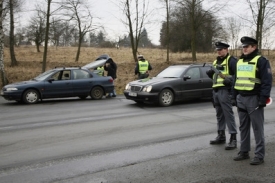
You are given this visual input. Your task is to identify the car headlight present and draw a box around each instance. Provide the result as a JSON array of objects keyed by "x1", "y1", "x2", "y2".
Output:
[
  {"x1": 6, "y1": 87, "x2": 18, "y2": 91},
  {"x1": 125, "y1": 84, "x2": 130, "y2": 90},
  {"x1": 142, "y1": 85, "x2": 152, "y2": 92}
]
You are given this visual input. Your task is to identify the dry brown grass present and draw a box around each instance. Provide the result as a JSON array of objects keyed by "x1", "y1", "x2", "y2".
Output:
[{"x1": 1, "y1": 46, "x2": 275, "y2": 94}]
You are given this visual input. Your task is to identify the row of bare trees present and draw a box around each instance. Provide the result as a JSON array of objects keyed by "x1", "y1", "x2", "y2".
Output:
[
  {"x1": 160, "y1": 0, "x2": 275, "y2": 62},
  {"x1": 1, "y1": 0, "x2": 275, "y2": 87},
  {"x1": 0, "y1": 0, "x2": 155, "y2": 86}
]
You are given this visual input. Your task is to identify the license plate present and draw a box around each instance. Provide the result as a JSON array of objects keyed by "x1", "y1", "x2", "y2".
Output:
[{"x1": 129, "y1": 92, "x2": 137, "y2": 97}]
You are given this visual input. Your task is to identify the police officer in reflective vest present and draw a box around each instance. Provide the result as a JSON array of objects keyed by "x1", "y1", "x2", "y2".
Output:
[
  {"x1": 135, "y1": 55, "x2": 152, "y2": 79},
  {"x1": 206, "y1": 42, "x2": 238, "y2": 150},
  {"x1": 232, "y1": 36, "x2": 272, "y2": 165},
  {"x1": 96, "y1": 66, "x2": 104, "y2": 76}
]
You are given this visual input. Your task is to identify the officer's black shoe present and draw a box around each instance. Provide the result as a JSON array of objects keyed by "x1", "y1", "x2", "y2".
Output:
[
  {"x1": 250, "y1": 157, "x2": 264, "y2": 165},
  {"x1": 210, "y1": 130, "x2": 226, "y2": 144},
  {"x1": 225, "y1": 134, "x2": 237, "y2": 150},
  {"x1": 233, "y1": 151, "x2": 250, "y2": 161},
  {"x1": 112, "y1": 95, "x2": 116, "y2": 97}
]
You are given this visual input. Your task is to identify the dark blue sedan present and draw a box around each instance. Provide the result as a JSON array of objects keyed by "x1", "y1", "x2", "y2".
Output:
[{"x1": 0, "y1": 67, "x2": 114, "y2": 104}]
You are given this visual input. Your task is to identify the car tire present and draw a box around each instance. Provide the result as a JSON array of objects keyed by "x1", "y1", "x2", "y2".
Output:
[
  {"x1": 78, "y1": 95, "x2": 88, "y2": 100},
  {"x1": 23, "y1": 89, "x2": 39, "y2": 104},
  {"x1": 158, "y1": 89, "x2": 174, "y2": 107},
  {"x1": 90, "y1": 86, "x2": 104, "y2": 100}
]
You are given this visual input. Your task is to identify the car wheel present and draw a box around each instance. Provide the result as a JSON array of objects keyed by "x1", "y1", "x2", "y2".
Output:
[
  {"x1": 158, "y1": 89, "x2": 174, "y2": 107},
  {"x1": 78, "y1": 95, "x2": 88, "y2": 100},
  {"x1": 23, "y1": 89, "x2": 39, "y2": 104},
  {"x1": 90, "y1": 86, "x2": 104, "y2": 100}
]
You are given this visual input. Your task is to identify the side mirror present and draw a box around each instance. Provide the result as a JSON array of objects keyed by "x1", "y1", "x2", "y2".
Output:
[
  {"x1": 48, "y1": 78, "x2": 55, "y2": 83},
  {"x1": 183, "y1": 75, "x2": 191, "y2": 81}
]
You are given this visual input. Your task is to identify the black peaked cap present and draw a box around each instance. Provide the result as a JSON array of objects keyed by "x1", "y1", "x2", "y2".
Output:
[
  {"x1": 241, "y1": 36, "x2": 258, "y2": 46},
  {"x1": 215, "y1": 42, "x2": 230, "y2": 49}
]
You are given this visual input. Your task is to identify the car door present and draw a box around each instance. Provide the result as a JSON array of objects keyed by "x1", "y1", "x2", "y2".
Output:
[
  {"x1": 181, "y1": 67, "x2": 203, "y2": 99},
  {"x1": 200, "y1": 66, "x2": 213, "y2": 97},
  {"x1": 43, "y1": 70, "x2": 73, "y2": 98},
  {"x1": 71, "y1": 69, "x2": 93, "y2": 96}
]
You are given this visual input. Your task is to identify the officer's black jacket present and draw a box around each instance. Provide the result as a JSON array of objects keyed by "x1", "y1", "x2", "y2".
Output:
[
  {"x1": 232, "y1": 49, "x2": 272, "y2": 101},
  {"x1": 104, "y1": 58, "x2": 117, "y2": 79}
]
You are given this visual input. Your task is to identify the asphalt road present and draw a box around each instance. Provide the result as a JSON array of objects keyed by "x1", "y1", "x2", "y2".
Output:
[{"x1": 0, "y1": 90, "x2": 275, "y2": 183}]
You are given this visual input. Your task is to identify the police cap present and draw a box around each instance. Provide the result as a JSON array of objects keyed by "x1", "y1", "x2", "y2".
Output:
[
  {"x1": 215, "y1": 42, "x2": 230, "y2": 50},
  {"x1": 240, "y1": 36, "x2": 258, "y2": 46},
  {"x1": 137, "y1": 55, "x2": 144, "y2": 59}
]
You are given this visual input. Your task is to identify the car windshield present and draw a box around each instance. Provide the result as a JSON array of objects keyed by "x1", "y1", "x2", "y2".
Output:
[
  {"x1": 156, "y1": 66, "x2": 187, "y2": 78},
  {"x1": 33, "y1": 70, "x2": 57, "y2": 81}
]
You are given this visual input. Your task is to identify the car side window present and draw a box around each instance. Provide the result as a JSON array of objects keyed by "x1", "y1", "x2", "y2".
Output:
[
  {"x1": 200, "y1": 66, "x2": 211, "y2": 78},
  {"x1": 185, "y1": 68, "x2": 200, "y2": 79},
  {"x1": 61, "y1": 70, "x2": 71, "y2": 80},
  {"x1": 72, "y1": 69, "x2": 90, "y2": 80},
  {"x1": 50, "y1": 71, "x2": 61, "y2": 81}
]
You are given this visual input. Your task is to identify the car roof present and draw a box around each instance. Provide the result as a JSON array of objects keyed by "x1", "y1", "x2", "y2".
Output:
[
  {"x1": 52, "y1": 67, "x2": 89, "y2": 71},
  {"x1": 168, "y1": 64, "x2": 205, "y2": 68}
]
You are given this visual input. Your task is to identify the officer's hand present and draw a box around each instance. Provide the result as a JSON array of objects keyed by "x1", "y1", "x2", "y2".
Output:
[
  {"x1": 258, "y1": 98, "x2": 266, "y2": 108},
  {"x1": 206, "y1": 69, "x2": 215, "y2": 78},
  {"x1": 223, "y1": 77, "x2": 232, "y2": 87},
  {"x1": 231, "y1": 99, "x2": 237, "y2": 107}
]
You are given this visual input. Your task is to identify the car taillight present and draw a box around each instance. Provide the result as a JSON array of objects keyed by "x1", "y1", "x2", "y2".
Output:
[{"x1": 109, "y1": 78, "x2": 114, "y2": 83}]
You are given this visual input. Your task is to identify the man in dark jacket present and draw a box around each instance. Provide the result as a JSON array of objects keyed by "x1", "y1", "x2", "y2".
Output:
[
  {"x1": 104, "y1": 58, "x2": 117, "y2": 97},
  {"x1": 206, "y1": 42, "x2": 238, "y2": 150},
  {"x1": 232, "y1": 36, "x2": 272, "y2": 165}
]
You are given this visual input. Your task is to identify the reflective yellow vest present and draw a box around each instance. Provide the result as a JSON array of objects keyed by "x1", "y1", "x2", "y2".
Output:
[
  {"x1": 212, "y1": 55, "x2": 230, "y2": 88},
  {"x1": 97, "y1": 66, "x2": 104, "y2": 76},
  {"x1": 138, "y1": 60, "x2": 149, "y2": 74},
  {"x1": 234, "y1": 55, "x2": 261, "y2": 91}
]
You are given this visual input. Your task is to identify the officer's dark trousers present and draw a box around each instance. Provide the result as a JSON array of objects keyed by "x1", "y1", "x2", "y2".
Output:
[
  {"x1": 213, "y1": 89, "x2": 237, "y2": 134},
  {"x1": 236, "y1": 94, "x2": 265, "y2": 159}
]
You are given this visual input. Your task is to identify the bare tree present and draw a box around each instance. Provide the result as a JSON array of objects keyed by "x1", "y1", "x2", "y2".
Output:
[
  {"x1": 63, "y1": 0, "x2": 95, "y2": 62},
  {"x1": 159, "y1": 0, "x2": 170, "y2": 63},
  {"x1": 8, "y1": 0, "x2": 20, "y2": 66},
  {"x1": 245, "y1": 0, "x2": 275, "y2": 51},
  {"x1": 226, "y1": 17, "x2": 242, "y2": 56},
  {"x1": 26, "y1": 8, "x2": 46, "y2": 52},
  {"x1": 0, "y1": 0, "x2": 9, "y2": 86},
  {"x1": 174, "y1": 0, "x2": 226, "y2": 62},
  {"x1": 119, "y1": 0, "x2": 151, "y2": 62}
]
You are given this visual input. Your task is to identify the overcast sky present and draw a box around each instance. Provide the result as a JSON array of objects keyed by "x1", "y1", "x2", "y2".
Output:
[
  {"x1": 17, "y1": 0, "x2": 275, "y2": 48},
  {"x1": 19, "y1": 0, "x2": 165, "y2": 45}
]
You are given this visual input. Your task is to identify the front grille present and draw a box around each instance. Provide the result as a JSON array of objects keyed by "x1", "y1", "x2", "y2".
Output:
[{"x1": 130, "y1": 85, "x2": 142, "y2": 92}]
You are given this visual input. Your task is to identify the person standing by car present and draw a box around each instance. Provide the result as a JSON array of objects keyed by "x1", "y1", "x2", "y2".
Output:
[
  {"x1": 206, "y1": 41, "x2": 238, "y2": 150},
  {"x1": 135, "y1": 55, "x2": 152, "y2": 79},
  {"x1": 104, "y1": 58, "x2": 117, "y2": 97},
  {"x1": 95, "y1": 66, "x2": 104, "y2": 76},
  {"x1": 232, "y1": 36, "x2": 272, "y2": 165}
]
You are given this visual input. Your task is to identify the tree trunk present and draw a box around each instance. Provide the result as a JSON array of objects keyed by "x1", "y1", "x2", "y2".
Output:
[
  {"x1": 9, "y1": 0, "x2": 17, "y2": 67},
  {"x1": 36, "y1": 43, "x2": 40, "y2": 52},
  {"x1": 165, "y1": 0, "x2": 170, "y2": 63},
  {"x1": 0, "y1": 1, "x2": 9, "y2": 86},
  {"x1": 42, "y1": 0, "x2": 51, "y2": 72},
  {"x1": 191, "y1": 0, "x2": 197, "y2": 62},
  {"x1": 75, "y1": 33, "x2": 82, "y2": 62}
]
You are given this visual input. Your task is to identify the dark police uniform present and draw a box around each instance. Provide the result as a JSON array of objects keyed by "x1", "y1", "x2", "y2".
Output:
[
  {"x1": 135, "y1": 55, "x2": 152, "y2": 79},
  {"x1": 206, "y1": 42, "x2": 238, "y2": 150},
  {"x1": 232, "y1": 36, "x2": 272, "y2": 165}
]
